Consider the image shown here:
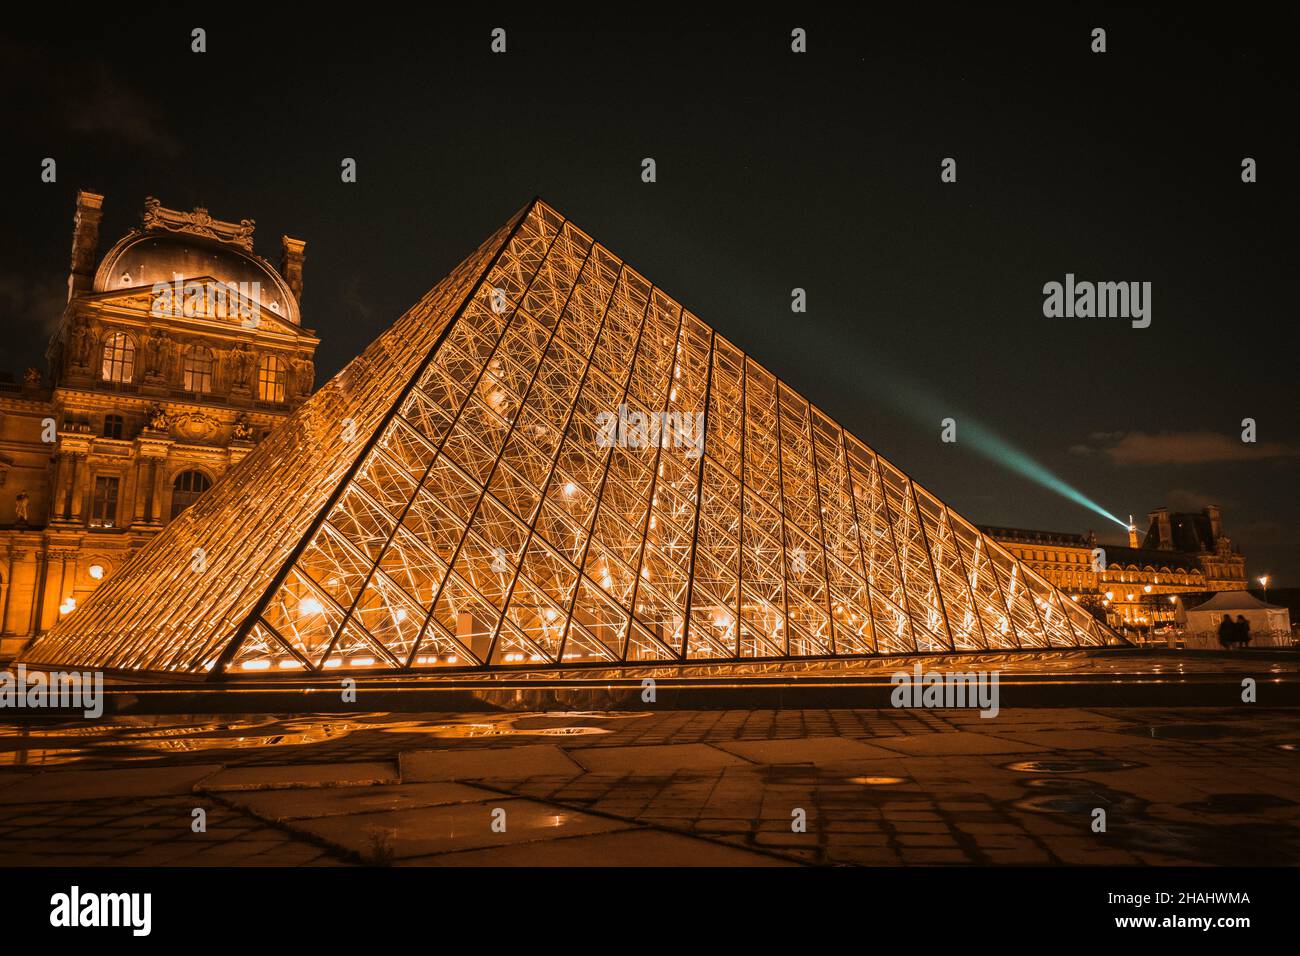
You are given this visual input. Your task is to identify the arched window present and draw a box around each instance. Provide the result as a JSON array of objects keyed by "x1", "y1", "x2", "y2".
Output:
[
  {"x1": 101, "y1": 332, "x2": 136, "y2": 383},
  {"x1": 257, "y1": 354, "x2": 286, "y2": 403},
  {"x1": 170, "y1": 470, "x2": 212, "y2": 519},
  {"x1": 182, "y1": 345, "x2": 215, "y2": 394}
]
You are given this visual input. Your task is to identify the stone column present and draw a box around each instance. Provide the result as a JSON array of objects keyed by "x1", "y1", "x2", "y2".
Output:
[
  {"x1": 132, "y1": 456, "x2": 150, "y2": 523},
  {"x1": 63, "y1": 454, "x2": 80, "y2": 520},
  {"x1": 1, "y1": 548, "x2": 17, "y2": 635},
  {"x1": 69, "y1": 453, "x2": 90, "y2": 522},
  {"x1": 149, "y1": 458, "x2": 166, "y2": 523}
]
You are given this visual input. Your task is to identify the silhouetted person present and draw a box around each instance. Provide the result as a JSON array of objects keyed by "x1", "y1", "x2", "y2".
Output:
[
  {"x1": 1218, "y1": 614, "x2": 1235, "y2": 649},
  {"x1": 1236, "y1": 615, "x2": 1252, "y2": 648}
]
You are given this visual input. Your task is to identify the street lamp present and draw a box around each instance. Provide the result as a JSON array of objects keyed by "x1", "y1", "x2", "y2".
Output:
[{"x1": 1259, "y1": 575, "x2": 1270, "y2": 602}]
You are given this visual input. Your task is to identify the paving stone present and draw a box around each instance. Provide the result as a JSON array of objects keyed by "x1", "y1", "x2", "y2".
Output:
[
  {"x1": 869, "y1": 733, "x2": 1041, "y2": 756},
  {"x1": 994, "y1": 729, "x2": 1170, "y2": 751},
  {"x1": 0, "y1": 765, "x2": 223, "y2": 804},
  {"x1": 290, "y1": 797, "x2": 631, "y2": 860},
  {"x1": 713, "y1": 736, "x2": 900, "y2": 765},
  {"x1": 568, "y1": 743, "x2": 749, "y2": 773},
  {"x1": 227, "y1": 781, "x2": 505, "y2": 822},
  {"x1": 0, "y1": 774, "x2": 34, "y2": 793},
  {"x1": 405, "y1": 828, "x2": 797, "y2": 866},
  {"x1": 400, "y1": 745, "x2": 582, "y2": 782},
  {"x1": 199, "y1": 761, "x2": 398, "y2": 792}
]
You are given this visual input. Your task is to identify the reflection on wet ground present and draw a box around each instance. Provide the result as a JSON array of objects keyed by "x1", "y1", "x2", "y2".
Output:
[
  {"x1": 0, "y1": 706, "x2": 1297, "y2": 866},
  {"x1": 1004, "y1": 758, "x2": 1146, "y2": 774},
  {"x1": 0, "y1": 712, "x2": 648, "y2": 767}
]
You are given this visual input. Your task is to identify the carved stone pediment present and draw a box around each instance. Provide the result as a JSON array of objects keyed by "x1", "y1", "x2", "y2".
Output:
[
  {"x1": 141, "y1": 197, "x2": 255, "y2": 252},
  {"x1": 172, "y1": 411, "x2": 223, "y2": 443}
]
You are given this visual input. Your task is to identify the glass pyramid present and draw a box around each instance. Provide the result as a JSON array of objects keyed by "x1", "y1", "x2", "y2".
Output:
[{"x1": 25, "y1": 199, "x2": 1116, "y2": 676}]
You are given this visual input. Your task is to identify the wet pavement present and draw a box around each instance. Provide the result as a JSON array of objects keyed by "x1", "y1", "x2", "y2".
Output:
[{"x1": 0, "y1": 706, "x2": 1296, "y2": 866}]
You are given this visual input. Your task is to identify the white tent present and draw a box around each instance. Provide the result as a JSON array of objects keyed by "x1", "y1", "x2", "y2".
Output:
[{"x1": 1176, "y1": 591, "x2": 1292, "y2": 648}]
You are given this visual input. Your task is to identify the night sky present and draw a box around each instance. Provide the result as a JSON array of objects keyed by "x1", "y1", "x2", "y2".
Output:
[{"x1": 2, "y1": 8, "x2": 1296, "y2": 583}]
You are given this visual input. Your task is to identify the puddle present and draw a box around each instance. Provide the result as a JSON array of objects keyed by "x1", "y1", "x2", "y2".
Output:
[
  {"x1": 523, "y1": 727, "x2": 611, "y2": 737},
  {"x1": 1179, "y1": 793, "x2": 1297, "y2": 814},
  {"x1": 1009, "y1": 774, "x2": 1300, "y2": 864},
  {"x1": 1003, "y1": 758, "x2": 1145, "y2": 774},
  {"x1": 0, "y1": 712, "x2": 638, "y2": 764},
  {"x1": 1013, "y1": 778, "x2": 1147, "y2": 816}
]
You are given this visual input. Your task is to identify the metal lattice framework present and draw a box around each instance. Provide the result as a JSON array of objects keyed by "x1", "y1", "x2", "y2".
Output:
[{"x1": 25, "y1": 199, "x2": 1116, "y2": 677}]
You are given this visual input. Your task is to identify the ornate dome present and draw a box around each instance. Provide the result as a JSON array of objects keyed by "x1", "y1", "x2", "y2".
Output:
[{"x1": 92, "y1": 203, "x2": 300, "y2": 325}]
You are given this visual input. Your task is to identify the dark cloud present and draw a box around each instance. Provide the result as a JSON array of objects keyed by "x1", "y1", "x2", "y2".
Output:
[
  {"x1": 1165, "y1": 488, "x2": 1239, "y2": 512},
  {"x1": 1072, "y1": 431, "x2": 1300, "y2": 466},
  {"x1": 0, "y1": 272, "x2": 66, "y2": 335},
  {"x1": 63, "y1": 63, "x2": 181, "y2": 156},
  {"x1": 0, "y1": 38, "x2": 179, "y2": 155}
]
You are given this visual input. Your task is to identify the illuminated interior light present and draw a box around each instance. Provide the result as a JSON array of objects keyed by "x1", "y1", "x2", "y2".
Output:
[
  {"x1": 88, "y1": 564, "x2": 105, "y2": 581},
  {"x1": 59, "y1": 597, "x2": 77, "y2": 615},
  {"x1": 241, "y1": 660, "x2": 271, "y2": 670},
  {"x1": 349, "y1": 657, "x2": 375, "y2": 666}
]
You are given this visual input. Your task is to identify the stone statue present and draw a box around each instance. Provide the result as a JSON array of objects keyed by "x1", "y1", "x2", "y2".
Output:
[
  {"x1": 231, "y1": 344, "x2": 256, "y2": 389},
  {"x1": 232, "y1": 414, "x2": 255, "y2": 442},
  {"x1": 15, "y1": 491, "x2": 29, "y2": 525},
  {"x1": 144, "y1": 329, "x2": 167, "y2": 377},
  {"x1": 292, "y1": 355, "x2": 315, "y2": 395},
  {"x1": 146, "y1": 402, "x2": 170, "y2": 431},
  {"x1": 70, "y1": 317, "x2": 93, "y2": 367}
]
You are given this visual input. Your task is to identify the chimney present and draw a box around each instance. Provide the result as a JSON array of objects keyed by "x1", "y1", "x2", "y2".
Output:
[
  {"x1": 1205, "y1": 504, "x2": 1223, "y2": 542},
  {"x1": 1148, "y1": 507, "x2": 1172, "y2": 551},
  {"x1": 280, "y1": 236, "x2": 306, "y2": 302},
  {"x1": 68, "y1": 190, "x2": 104, "y2": 300}
]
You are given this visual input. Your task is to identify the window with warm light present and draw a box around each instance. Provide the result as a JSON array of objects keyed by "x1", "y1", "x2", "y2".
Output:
[
  {"x1": 101, "y1": 332, "x2": 136, "y2": 383},
  {"x1": 182, "y1": 345, "x2": 215, "y2": 393},
  {"x1": 257, "y1": 353, "x2": 287, "y2": 402}
]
